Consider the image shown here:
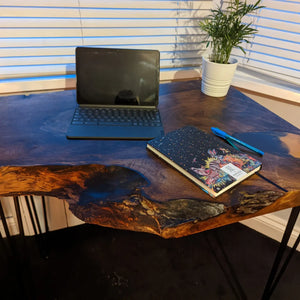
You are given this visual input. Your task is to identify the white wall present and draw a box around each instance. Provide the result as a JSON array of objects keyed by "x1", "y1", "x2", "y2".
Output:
[{"x1": 0, "y1": 196, "x2": 84, "y2": 237}]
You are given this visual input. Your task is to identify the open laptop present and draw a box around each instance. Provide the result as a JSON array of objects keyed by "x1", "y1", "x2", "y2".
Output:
[{"x1": 66, "y1": 47, "x2": 164, "y2": 140}]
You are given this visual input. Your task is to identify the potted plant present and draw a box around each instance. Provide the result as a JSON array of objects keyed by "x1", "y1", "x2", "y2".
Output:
[{"x1": 199, "y1": 0, "x2": 264, "y2": 97}]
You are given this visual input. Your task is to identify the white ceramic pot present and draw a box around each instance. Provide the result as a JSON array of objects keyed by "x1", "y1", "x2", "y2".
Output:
[{"x1": 201, "y1": 55, "x2": 238, "y2": 97}]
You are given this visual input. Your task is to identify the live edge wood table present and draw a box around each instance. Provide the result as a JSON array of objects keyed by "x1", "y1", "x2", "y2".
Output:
[{"x1": 0, "y1": 80, "x2": 299, "y2": 299}]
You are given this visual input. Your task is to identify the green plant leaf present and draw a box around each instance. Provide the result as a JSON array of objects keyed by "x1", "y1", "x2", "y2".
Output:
[{"x1": 199, "y1": 0, "x2": 265, "y2": 64}]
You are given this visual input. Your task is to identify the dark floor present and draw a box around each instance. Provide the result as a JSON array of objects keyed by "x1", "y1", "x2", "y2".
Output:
[{"x1": 1, "y1": 223, "x2": 299, "y2": 300}]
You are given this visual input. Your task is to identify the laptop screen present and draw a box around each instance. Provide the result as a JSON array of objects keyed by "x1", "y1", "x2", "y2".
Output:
[{"x1": 76, "y1": 47, "x2": 160, "y2": 107}]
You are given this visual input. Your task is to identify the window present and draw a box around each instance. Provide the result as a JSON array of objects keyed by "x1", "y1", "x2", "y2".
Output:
[
  {"x1": 1, "y1": 0, "x2": 299, "y2": 102},
  {"x1": 227, "y1": 0, "x2": 300, "y2": 101},
  {"x1": 0, "y1": 0, "x2": 211, "y2": 94}
]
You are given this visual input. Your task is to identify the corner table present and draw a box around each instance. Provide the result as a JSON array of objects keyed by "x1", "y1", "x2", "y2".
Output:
[{"x1": 0, "y1": 80, "x2": 299, "y2": 299}]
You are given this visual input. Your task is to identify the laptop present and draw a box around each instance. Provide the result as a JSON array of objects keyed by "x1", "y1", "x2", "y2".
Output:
[{"x1": 66, "y1": 47, "x2": 164, "y2": 140}]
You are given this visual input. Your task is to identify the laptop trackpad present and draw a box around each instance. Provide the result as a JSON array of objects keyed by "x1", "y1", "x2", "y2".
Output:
[{"x1": 66, "y1": 125, "x2": 164, "y2": 140}]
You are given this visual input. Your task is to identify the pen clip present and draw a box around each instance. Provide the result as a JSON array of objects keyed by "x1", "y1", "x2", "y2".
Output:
[{"x1": 225, "y1": 138, "x2": 240, "y2": 150}]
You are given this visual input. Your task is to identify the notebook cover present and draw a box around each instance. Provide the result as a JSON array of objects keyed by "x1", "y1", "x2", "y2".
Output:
[{"x1": 147, "y1": 126, "x2": 262, "y2": 197}]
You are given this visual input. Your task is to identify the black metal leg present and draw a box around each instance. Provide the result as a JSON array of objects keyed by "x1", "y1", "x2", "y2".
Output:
[
  {"x1": 24, "y1": 195, "x2": 49, "y2": 258},
  {"x1": 25, "y1": 196, "x2": 38, "y2": 235},
  {"x1": 13, "y1": 196, "x2": 25, "y2": 236},
  {"x1": 11, "y1": 196, "x2": 35, "y2": 299},
  {"x1": 2, "y1": 196, "x2": 45, "y2": 299},
  {"x1": 0, "y1": 229, "x2": 4, "y2": 256},
  {"x1": 262, "y1": 206, "x2": 300, "y2": 300},
  {"x1": 1, "y1": 200, "x2": 17, "y2": 299},
  {"x1": 0, "y1": 199, "x2": 12, "y2": 260},
  {"x1": 0, "y1": 199, "x2": 11, "y2": 239},
  {"x1": 42, "y1": 196, "x2": 49, "y2": 233},
  {"x1": 30, "y1": 195, "x2": 43, "y2": 234},
  {"x1": 268, "y1": 232, "x2": 300, "y2": 297}
]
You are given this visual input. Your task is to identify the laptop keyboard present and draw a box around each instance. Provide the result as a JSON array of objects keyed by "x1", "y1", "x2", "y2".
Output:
[{"x1": 71, "y1": 107, "x2": 162, "y2": 127}]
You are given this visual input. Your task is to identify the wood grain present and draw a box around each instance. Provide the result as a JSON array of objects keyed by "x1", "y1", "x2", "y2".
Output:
[
  {"x1": 0, "y1": 164, "x2": 293, "y2": 238},
  {"x1": 0, "y1": 81, "x2": 299, "y2": 238}
]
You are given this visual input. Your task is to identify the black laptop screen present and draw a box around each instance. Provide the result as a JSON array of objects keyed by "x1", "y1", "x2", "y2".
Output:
[{"x1": 76, "y1": 47, "x2": 160, "y2": 107}]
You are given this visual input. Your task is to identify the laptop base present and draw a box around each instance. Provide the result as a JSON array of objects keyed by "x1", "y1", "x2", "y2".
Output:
[{"x1": 67, "y1": 125, "x2": 164, "y2": 140}]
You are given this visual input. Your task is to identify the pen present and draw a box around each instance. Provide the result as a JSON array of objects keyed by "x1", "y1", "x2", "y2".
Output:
[{"x1": 211, "y1": 127, "x2": 264, "y2": 156}]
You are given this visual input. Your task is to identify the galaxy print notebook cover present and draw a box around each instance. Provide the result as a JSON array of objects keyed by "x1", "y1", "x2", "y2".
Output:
[{"x1": 147, "y1": 126, "x2": 262, "y2": 197}]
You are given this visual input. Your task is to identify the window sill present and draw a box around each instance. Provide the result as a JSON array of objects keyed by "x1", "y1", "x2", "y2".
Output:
[
  {"x1": 1, "y1": 67, "x2": 299, "y2": 106},
  {"x1": 232, "y1": 67, "x2": 300, "y2": 104}
]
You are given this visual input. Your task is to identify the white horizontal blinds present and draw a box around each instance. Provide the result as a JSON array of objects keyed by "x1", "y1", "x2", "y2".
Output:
[
  {"x1": 229, "y1": 0, "x2": 300, "y2": 84},
  {"x1": 78, "y1": 0, "x2": 209, "y2": 81},
  {"x1": 0, "y1": 0, "x2": 82, "y2": 82},
  {"x1": 0, "y1": 0, "x2": 210, "y2": 94}
]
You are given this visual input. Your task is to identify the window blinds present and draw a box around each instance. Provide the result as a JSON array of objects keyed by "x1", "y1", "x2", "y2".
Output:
[
  {"x1": 229, "y1": 0, "x2": 300, "y2": 86},
  {"x1": 1, "y1": 1, "x2": 299, "y2": 96},
  {"x1": 0, "y1": 0, "x2": 211, "y2": 94}
]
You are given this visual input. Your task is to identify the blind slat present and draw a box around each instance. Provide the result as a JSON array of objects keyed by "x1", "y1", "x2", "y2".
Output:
[
  {"x1": 231, "y1": 43, "x2": 300, "y2": 62},
  {"x1": 250, "y1": 45, "x2": 299, "y2": 61},
  {"x1": 1, "y1": 7, "x2": 80, "y2": 17},
  {"x1": 1, "y1": 36, "x2": 204, "y2": 48},
  {"x1": 80, "y1": 0, "x2": 211, "y2": 10},
  {"x1": 79, "y1": 9, "x2": 206, "y2": 19},
  {"x1": 0, "y1": 18, "x2": 81, "y2": 27},
  {"x1": 0, "y1": 44, "x2": 203, "y2": 57},
  {"x1": 81, "y1": 19, "x2": 203, "y2": 27},
  {"x1": 5, "y1": 0, "x2": 211, "y2": 10},
  {"x1": 0, "y1": 27, "x2": 202, "y2": 38},
  {"x1": 0, "y1": 47, "x2": 76, "y2": 57},
  {"x1": 0, "y1": 38, "x2": 83, "y2": 47},
  {"x1": 0, "y1": 56, "x2": 75, "y2": 67},
  {"x1": 0, "y1": 50, "x2": 203, "y2": 67},
  {"x1": 244, "y1": 16, "x2": 299, "y2": 33},
  {"x1": 7, "y1": 0, "x2": 78, "y2": 6},
  {"x1": 0, "y1": 18, "x2": 203, "y2": 28},
  {"x1": 0, "y1": 29, "x2": 83, "y2": 38},
  {"x1": 253, "y1": 36, "x2": 299, "y2": 52},
  {"x1": 232, "y1": 50, "x2": 300, "y2": 72},
  {"x1": 245, "y1": 60, "x2": 300, "y2": 79},
  {"x1": 258, "y1": 9, "x2": 300, "y2": 23},
  {"x1": 246, "y1": 53, "x2": 300, "y2": 71},
  {"x1": 0, "y1": 44, "x2": 204, "y2": 57},
  {"x1": 81, "y1": 28, "x2": 202, "y2": 37},
  {"x1": 223, "y1": 0, "x2": 300, "y2": 12},
  {"x1": 252, "y1": 28, "x2": 300, "y2": 44},
  {"x1": 261, "y1": 0, "x2": 300, "y2": 13},
  {"x1": 82, "y1": 35, "x2": 205, "y2": 45},
  {"x1": 0, "y1": 65, "x2": 74, "y2": 79}
]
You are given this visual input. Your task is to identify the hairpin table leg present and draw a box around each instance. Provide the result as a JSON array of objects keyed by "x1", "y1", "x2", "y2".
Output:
[
  {"x1": 42, "y1": 196, "x2": 49, "y2": 233},
  {"x1": 13, "y1": 196, "x2": 36, "y2": 299},
  {"x1": 24, "y1": 195, "x2": 49, "y2": 258},
  {"x1": 25, "y1": 196, "x2": 38, "y2": 235},
  {"x1": 0, "y1": 199, "x2": 12, "y2": 260},
  {"x1": 262, "y1": 206, "x2": 300, "y2": 300},
  {"x1": 13, "y1": 196, "x2": 24, "y2": 236},
  {"x1": 0, "y1": 200, "x2": 10, "y2": 239}
]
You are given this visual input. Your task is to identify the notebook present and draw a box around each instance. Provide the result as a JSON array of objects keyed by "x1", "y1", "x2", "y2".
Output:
[
  {"x1": 66, "y1": 47, "x2": 164, "y2": 140},
  {"x1": 147, "y1": 126, "x2": 262, "y2": 197}
]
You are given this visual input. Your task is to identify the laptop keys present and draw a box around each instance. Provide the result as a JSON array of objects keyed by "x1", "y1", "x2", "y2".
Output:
[{"x1": 71, "y1": 108, "x2": 162, "y2": 127}]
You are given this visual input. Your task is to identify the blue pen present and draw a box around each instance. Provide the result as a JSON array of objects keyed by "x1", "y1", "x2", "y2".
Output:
[{"x1": 211, "y1": 127, "x2": 264, "y2": 156}]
